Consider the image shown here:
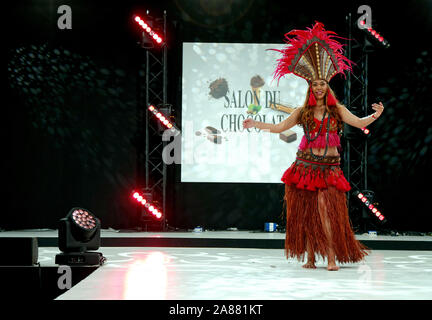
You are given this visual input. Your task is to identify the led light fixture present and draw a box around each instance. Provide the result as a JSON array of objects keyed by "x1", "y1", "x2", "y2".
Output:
[{"x1": 55, "y1": 207, "x2": 106, "y2": 265}]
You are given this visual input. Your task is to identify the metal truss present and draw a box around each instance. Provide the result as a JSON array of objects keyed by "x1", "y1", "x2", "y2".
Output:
[
  {"x1": 343, "y1": 13, "x2": 370, "y2": 231},
  {"x1": 136, "y1": 11, "x2": 169, "y2": 231}
]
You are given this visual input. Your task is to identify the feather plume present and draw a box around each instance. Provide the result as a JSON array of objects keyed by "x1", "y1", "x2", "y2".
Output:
[{"x1": 269, "y1": 21, "x2": 354, "y2": 84}]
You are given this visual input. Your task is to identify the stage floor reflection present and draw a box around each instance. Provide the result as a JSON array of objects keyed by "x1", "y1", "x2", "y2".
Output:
[{"x1": 33, "y1": 247, "x2": 432, "y2": 300}]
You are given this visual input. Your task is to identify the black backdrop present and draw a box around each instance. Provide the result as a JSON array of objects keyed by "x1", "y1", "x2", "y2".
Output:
[{"x1": 4, "y1": 0, "x2": 432, "y2": 233}]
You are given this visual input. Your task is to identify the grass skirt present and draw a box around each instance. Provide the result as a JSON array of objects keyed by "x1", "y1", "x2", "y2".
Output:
[{"x1": 281, "y1": 151, "x2": 370, "y2": 264}]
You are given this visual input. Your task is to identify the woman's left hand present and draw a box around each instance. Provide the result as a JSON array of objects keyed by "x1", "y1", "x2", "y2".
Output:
[{"x1": 372, "y1": 102, "x2": 384, "y2": 118}]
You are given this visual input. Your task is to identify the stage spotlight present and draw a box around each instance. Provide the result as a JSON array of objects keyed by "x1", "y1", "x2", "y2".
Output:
[
  {"x1": 361, "y1": 127, "x2": 370, "y2": 135},
  {"x1": 55, "y1": 207, "x2": 106, "y2": 265},
  {"x1": 344, "y1": 123, "x2": 370, "y2": 141},
  {"x1": 133, "y1": 15, "x2": 164, "y2": 45},
  {"x1": 132, "y1": 190, "x2": 163, "y2": 220},
  {"x1": 353, "y1": 190, "x2": 387, "y2": 223},
  {"x1": 358, "y1": 22, "x2": 390, "y2": 49},
  {"x1": 148, "y1": 104, "x2": 180, "y2": 135}
]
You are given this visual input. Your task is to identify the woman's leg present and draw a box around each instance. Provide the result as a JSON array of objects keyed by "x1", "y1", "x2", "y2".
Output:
[
  {"x1": 318, "y1": 188, "x2": 339, "y2": 271},
  {"x1": 302, "y1": 239, "x2": 316, "y2": 269}
]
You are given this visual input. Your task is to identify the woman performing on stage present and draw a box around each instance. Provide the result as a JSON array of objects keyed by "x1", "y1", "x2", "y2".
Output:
[{"x1": 243, "y1": 22, "x2": 384, "y2": 271}]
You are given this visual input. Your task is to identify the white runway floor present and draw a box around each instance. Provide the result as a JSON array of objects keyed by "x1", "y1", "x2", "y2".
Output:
[
  {"x1": 32, "y1": 247, "x2": 432, "y2": 300},
  {"x1": 2, "y1": 230, "x2": 432, "y2": 300}
]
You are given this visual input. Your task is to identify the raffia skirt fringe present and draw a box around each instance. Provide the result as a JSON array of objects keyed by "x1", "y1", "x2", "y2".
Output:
[{"x1": 281, "y1": 151, "x2": 370, "y2": 264}]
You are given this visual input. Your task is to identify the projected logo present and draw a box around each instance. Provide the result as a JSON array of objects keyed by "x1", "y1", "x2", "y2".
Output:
[{"x1": 202, "y1": 75, "x2": 298, "y2": 146}]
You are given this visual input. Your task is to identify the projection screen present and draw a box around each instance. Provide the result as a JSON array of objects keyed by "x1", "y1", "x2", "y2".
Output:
[{"x1": 181, "y1": 42, "x2": 309, "y2": 183}]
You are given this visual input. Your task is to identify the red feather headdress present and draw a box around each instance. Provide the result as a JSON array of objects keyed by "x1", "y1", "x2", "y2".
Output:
[{"x1": 270, "y1": 21, "x2": 354, "y2": 84}]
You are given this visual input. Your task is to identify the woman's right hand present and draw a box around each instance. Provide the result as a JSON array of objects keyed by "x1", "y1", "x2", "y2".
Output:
[{"x1": 243, "y1": 118, "x2": 256, "y2": 129}]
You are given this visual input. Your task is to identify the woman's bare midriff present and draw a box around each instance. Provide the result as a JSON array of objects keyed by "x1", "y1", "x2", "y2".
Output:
[{"x1": 304, "y1": 146, "x2": 340, "y2": 157}]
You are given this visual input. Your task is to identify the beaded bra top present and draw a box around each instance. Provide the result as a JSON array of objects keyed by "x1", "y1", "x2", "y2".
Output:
[{"x1": 298, "y1": 115, "x2": 341, "y2": 151}]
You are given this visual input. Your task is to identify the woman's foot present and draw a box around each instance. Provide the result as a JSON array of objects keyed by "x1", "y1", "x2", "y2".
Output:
[
  {"x1": 302, "y1": 261, "x2": 317, "y2": 269},
  {"x1": 327, "y1": 249, "x2": 339, "y2": 271},
  {"x1": 327, "y1": 262, "x2": 339, "y2": 271}
]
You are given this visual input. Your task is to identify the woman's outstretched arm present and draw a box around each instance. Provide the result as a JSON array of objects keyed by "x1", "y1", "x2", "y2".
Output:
[
  {"x1": 337, "y1": 102, "x2": 384, "y2": 128},
  {"x1": 243, "y1": 107, "x2": 301, "y2": 133}
]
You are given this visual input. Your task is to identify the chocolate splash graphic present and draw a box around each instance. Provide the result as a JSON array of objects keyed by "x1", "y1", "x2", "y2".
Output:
[
  {"x1": 209, "y1": 78, "x2": 229, "y2": 99},
  {"x1": 250, "y1": 75, "x2": 264, "y2": 88},
  {"x1": 195, "y1": 126, "x2": 226, "y2": 144}
]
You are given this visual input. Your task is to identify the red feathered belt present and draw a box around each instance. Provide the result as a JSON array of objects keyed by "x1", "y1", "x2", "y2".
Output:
[{"x1": 281, "y1": 150, "x2": 351, "y2": 192}]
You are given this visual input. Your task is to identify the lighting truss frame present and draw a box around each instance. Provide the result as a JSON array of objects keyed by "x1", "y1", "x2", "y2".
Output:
[
  {"x1": 343, "y1": 13, "x2": 370, "y2": 230},
  {"x1": 136, "y1": 11, "x2": 169, "y2": 231}
]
